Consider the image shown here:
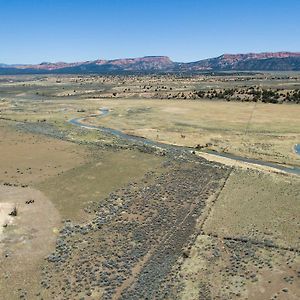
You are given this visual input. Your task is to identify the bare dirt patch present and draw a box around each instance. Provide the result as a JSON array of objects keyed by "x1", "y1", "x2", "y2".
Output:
[{"x1": 0, "y1": 185, "x2": 60, "y2": 300}]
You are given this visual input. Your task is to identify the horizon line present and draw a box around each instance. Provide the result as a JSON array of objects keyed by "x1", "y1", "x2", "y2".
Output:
[{"x1": 1, "y1": 50, "x2": 300, "y2": 65}]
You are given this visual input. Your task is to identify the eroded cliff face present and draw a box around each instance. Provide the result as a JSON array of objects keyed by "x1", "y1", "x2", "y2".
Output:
[{"x1": 1, "y1": 52, "x2": 300, "y2": 73}]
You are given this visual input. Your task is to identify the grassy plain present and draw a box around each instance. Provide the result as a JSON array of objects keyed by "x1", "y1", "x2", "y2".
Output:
[
  {"x1": 0, "y1": 74, "x2": 299, "y2": 299},
  {"x1": 203, "y1": 169, "x2": 300, "y2": 249},
  {"x1": 88, "y1": 99, "x2": 300, "y2": 166},
  {"x1": 0, "y1": 117, "x2": 162, "y2": 299},
  {"x1": 1, "y1": 74, "x2": 299, "y2": 166}
]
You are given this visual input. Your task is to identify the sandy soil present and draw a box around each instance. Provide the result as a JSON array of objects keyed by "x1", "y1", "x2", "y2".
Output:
[
  {"x1": 0, "y1": 203, "x2": 14, "y2": 237},
  {"x1": 0, "y1": 185, "x2": 60, "y2": 300},
  {"x1": 196, "y1": 151, "x2": 293, "y2": 175}
]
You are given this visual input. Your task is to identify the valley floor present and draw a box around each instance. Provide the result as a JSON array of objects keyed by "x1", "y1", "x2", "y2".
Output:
[{"x1": 0, "y1": 74, "x2": 299, "y2": 299}]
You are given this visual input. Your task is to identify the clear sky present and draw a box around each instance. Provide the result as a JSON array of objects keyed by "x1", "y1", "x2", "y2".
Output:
[{"x1": 1, "y1": 0, "x2": 300, "y2": 64}]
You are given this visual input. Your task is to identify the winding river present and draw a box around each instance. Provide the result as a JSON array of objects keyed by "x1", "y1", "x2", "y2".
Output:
[{"x1": 69, "y1": 109, "x2": 300, "y2": 176}]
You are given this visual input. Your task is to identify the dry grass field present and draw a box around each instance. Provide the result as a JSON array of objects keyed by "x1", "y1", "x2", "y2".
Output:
[
  {"x1": 174, "y1": 169, "x2": 300, "y2": 300},
  {"x1": 86, "y1": 99, "x2": 300, "y2": 166},
  {"x1": 203, "y1": 169, "x2": 300, "y2": 249},
  {"x1": 1, "y1": 74, "x2": 299, "y2": 166},
  {"x1": 0, "y1": 74, "x2": 299, "y2": 299}
]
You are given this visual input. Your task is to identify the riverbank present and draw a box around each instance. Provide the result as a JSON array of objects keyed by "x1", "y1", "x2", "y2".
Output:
[{"x1": 68, "y1": 108, "x2": 300, "y2": 176}]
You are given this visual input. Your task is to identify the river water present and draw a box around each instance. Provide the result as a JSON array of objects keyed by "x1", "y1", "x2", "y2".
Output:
[{"x1": 69, "y1": 109, "x2": 300, "y2": 176}]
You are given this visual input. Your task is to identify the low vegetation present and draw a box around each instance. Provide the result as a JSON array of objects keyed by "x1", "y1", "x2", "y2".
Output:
[{"x1": 0, "y1": 74, "x2": 299, "y2": 299}]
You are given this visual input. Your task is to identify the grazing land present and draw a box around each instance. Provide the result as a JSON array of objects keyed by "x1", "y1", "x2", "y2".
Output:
[{"x1": 0, "y1": 73, "x2": 299, "y2": 299}]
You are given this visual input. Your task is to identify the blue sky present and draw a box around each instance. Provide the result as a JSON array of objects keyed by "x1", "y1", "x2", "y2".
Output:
[{"x1": 1, "y1": 0, "x2": 300, "y2": 63}]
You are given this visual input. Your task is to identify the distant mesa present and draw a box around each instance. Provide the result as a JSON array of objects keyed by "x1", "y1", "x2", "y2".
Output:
[
  {"x1": 182, "y1": 52, "x2": 300, "y2": 71},
  {"x1": 1, "y1": 52, "x2": 300, "y2": 74}
]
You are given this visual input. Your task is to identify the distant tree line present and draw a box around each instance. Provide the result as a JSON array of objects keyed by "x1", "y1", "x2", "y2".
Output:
[{"x1": 193, "y1": 87, "x2": 300, "y2": 103}]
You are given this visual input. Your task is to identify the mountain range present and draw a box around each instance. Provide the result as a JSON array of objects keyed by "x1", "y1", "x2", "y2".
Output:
[{"x1": 1, "y1": 52, "x2": 300, "y2": 74}]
